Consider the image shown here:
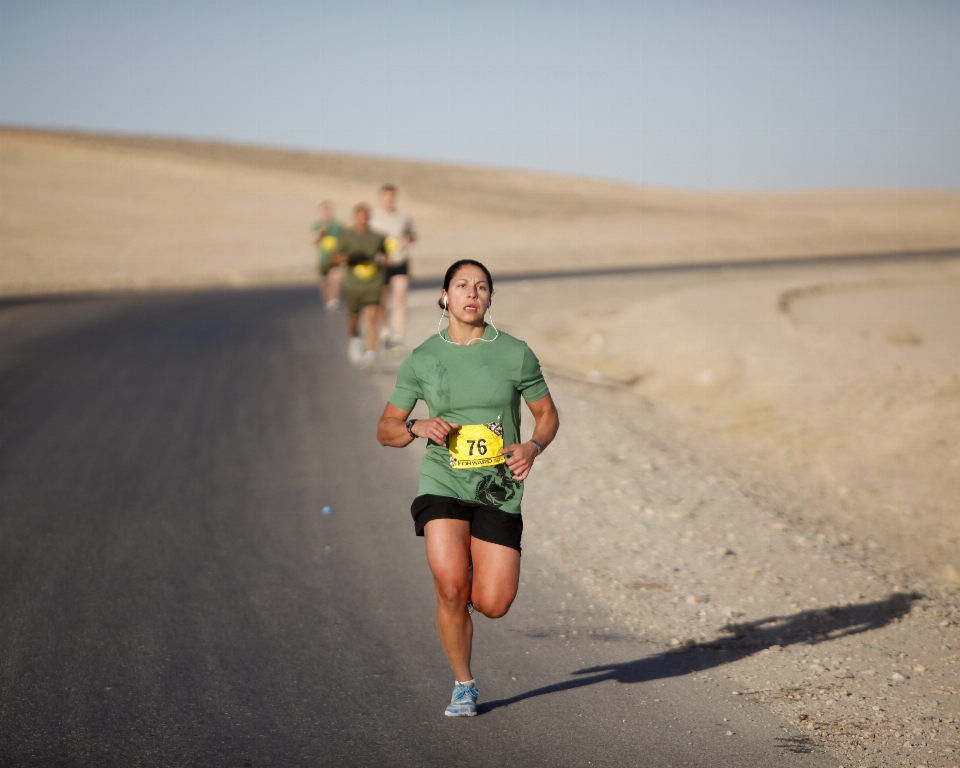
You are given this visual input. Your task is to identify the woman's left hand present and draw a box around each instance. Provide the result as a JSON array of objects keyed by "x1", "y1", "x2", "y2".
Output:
[{"x1": 501, "y1": 442, "x2": 538, "y2": 481}]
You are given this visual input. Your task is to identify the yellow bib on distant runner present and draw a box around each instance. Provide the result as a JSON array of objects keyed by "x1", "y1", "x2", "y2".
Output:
[
  {"x1": 384, "y1": 236, "x2": 400, "y2": 255},
  {"x1": 447, "y1": 423, "x2": 505, "y2": 469},
  {"x1": 320, "y1": 235, "x2": 338, "y2": 252},
  {"x1": 352, "y1": 262, "x2": 379, "y2": 280}
]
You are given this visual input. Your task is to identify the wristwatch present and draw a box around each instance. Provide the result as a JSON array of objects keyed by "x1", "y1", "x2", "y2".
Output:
[{"x1": 406, "y1": 419, "x2": 418, "y2": 438}]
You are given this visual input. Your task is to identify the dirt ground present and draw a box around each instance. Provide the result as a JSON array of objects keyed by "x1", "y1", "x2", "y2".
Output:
[
  {"x1": 499, "y1": 262, "x2": 960, "y2": 590},
  {"x1": 4, "y1": 128, "x2": 960, "y2": 765}
]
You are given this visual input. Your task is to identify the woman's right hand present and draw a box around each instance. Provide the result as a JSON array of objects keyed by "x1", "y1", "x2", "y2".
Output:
[
  {"x1": 412, "y1": 418, "x2": 460, "y2": 445},
  {"x1": 377, "y1": 403, "x2": 458, "y2": 448}
]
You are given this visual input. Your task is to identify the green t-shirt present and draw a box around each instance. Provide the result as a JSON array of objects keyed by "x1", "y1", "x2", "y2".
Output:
[
  {"x1": 312, "y1": 219, "x2": 344, "y2": 259},
  {"x1": 389, "y1": 325, "x2": 550, "y2": 514},
  {"x1": 335, "y1": 228, "x2": 386, "y2": 265}
]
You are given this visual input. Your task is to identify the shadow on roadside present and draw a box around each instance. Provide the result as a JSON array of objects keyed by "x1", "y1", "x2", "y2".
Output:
[
  {"x1": 775, "y1": 735, "x2": 815, "y2": 754},
  {"x1": 479, "y1": 592, "x2": 920, "y2": 714}
]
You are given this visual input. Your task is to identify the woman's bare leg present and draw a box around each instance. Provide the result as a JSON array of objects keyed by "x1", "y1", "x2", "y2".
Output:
[
  {"x1": 424, "y1": 519, "x2": 521, "y2": 681},
  {"x1": 424, "y1": 519, "x2": 474, "y2": 681},
  {"x1": 469, "y1": 537, "x2": 520, "y2": 618}
]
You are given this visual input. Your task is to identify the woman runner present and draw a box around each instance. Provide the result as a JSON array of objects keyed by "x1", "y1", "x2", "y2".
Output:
[{"x1": 377, "y1": 259, "x2": 560, "y2": 717}]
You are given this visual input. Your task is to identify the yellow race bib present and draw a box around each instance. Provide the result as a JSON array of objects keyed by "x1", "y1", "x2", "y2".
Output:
[
  {"x1": 384, "y1": 236, "x2": 400, "y2": 255},
  {"x1": 352, "y1": 262, "x2": 379, "y2": 280},
  {"x1": 320, "y1": 235, "x2": 338, "y2": 252},
  {"x1": 447, "y1": 423, "x2": 505, "y2": 469}
]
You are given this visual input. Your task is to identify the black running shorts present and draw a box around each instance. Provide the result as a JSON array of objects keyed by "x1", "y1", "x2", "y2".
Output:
[
  {"x1": 385, "y1": 260, "x2": 410, "y2": 280},
  {"x1": 411, "y1": 494, "x2": 522, "y2": 553}
]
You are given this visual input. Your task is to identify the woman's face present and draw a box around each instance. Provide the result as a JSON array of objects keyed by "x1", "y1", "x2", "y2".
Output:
[{"x1": 443, "y1": 266, "x2": 491, "y2": 325}]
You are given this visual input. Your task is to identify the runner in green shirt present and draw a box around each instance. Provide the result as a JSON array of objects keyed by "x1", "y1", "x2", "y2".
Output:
[
  {"x1": 309, "y1": 201, "x2": 344, "y2": 312},
  {"x1": 377, "y1": 259, "x2": 560, "y2": 717},
  {"x1": 331, "y1": 203, "x2": 387, "y2": 369}
]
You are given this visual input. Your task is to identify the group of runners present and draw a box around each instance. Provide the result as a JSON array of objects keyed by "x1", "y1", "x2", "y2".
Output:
[
  {"x1": 310, "y1": 184, "x2": 416, "y2": 369},
  {"x1": 315, "y1": 195, "x2": 561, "y2": 718}
]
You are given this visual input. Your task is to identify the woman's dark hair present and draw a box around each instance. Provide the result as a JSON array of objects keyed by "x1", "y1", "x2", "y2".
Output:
[{"x1": 438, "y1": 259, "x2": 494, "y2": 309}]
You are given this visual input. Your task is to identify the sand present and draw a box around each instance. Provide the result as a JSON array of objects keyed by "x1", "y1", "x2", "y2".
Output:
[
  {"x1": 3, "y1": 127, "x2": 960, "y2": 296},
  {"x1": 502, "y1": 261, "x2": 960, "y2": 587}
]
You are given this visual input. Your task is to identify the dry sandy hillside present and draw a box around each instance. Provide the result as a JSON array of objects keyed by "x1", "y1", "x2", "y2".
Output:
[{"x1": 3, "y1": 127, "x2": 960, "y2": 296}]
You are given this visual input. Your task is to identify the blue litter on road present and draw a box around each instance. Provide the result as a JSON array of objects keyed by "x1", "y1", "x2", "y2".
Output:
[{"x1": 322, "y1": 506, "x2": 332, "y2": 515}]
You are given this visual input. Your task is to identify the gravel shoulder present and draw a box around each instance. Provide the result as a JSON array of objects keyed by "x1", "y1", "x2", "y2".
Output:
[{"x1": 526, "y1": 382, "x2": 959, "y2": 768}]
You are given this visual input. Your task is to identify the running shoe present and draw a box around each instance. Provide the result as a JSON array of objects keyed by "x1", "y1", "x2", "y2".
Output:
[
  {"x1": 325, "y1": 299, "x2": 340, "y2": 314},
  {"x1": 359, "y1": 349, "x2": 377, "y2": 371},
  {"x1": 379, "y1": 327, "x2": 392, "y2": 345},
  {"x1": 347, "y1": 337, "x2": 364, "y2": 364},
  {"x1": 444, "y1": 682, "x2": 479, "y2": 717}
]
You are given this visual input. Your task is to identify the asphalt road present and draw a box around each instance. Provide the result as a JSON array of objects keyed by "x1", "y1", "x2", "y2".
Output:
[{"x1": 0, "y1": 288, "x2": 831, "y2": 767}]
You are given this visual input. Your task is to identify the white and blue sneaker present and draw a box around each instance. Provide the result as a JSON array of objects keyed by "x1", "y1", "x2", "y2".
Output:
[{"x1": 444, "y1": 681, "x2": 479, "y2": 717}]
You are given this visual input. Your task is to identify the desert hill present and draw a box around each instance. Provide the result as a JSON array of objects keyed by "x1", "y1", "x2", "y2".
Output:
[{"x1": 2, "y1": 127, "x2": 959, "y2": 296}]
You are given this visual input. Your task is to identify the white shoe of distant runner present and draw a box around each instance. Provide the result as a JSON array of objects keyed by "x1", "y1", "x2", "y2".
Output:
[
  {"x1": 359, "y1": 350, "x2": 377, "y2": 372},
  {"x1": 348, "y1": 337, "x2": 364, "y2": 364},
  {"x1": 325, "y1": 299, "x2": 340, "y2": 314}
]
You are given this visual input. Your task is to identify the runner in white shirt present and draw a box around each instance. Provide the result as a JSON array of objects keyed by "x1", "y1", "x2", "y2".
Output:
[{"x1": 370, "y1": 184, "x2": 417, "y2": 353}]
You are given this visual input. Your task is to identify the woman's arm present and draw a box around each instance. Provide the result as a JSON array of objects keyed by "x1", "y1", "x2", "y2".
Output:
[
  {"x1": 377, "y1": 402, "x2": 460, "y2": 448},
  {"x1": 502, "y1": 393, "x2": 560, "y2": 481}
]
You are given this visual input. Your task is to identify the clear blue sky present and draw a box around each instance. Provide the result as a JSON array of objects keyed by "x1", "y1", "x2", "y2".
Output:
[{"x1": 1, "y1": 0, "x2": 958, "y2": 190}]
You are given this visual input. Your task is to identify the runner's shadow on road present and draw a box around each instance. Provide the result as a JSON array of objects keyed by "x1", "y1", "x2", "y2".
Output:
[{"x1": 479, "y1": 592, "x2": 919, "y2": 714}]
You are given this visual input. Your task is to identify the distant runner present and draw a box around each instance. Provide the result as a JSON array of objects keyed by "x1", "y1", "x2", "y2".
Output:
[
  {"x1": 376, "y1": 259, "x2": 560, "y2": 717},
  {"x1": 310, "y1": 201, "x2": 344, "y2": 313},
  {"x1": 331, "y1": 203, "x2": 387, "y2": 370},
  {"x1": 370, "y1": 184, "x2": 417, "y2": 353}
]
